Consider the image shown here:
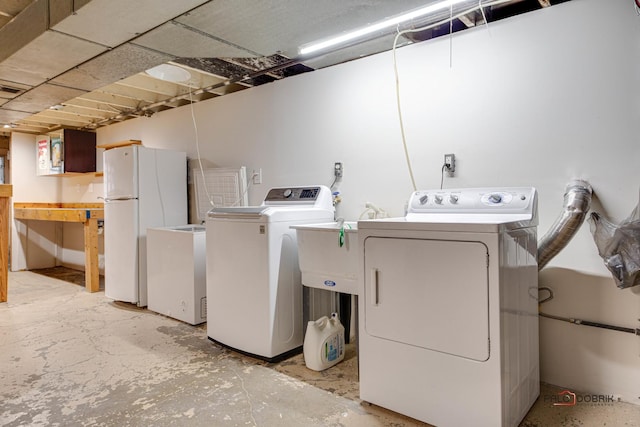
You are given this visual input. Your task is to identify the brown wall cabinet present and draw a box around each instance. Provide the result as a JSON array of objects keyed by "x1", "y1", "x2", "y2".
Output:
[
  {"x1": 62, "y1": 129, "x2": 96, "y2": 173},
  {"x1": 37, "y1": 129, "x2": 96, "y2": 175}
]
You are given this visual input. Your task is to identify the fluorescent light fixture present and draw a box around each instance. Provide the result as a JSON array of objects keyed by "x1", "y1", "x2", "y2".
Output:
[
  {"x1": 145, "y1": 64, "x2": 192, "y2": 83},
  {"x1": 299, "y1": 0, "x2": 469, "y2": 56}
]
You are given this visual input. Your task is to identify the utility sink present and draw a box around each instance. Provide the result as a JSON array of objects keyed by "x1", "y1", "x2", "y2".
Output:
[{"x1": 291, "y1": 221, "x2": 358, "y2": 295}]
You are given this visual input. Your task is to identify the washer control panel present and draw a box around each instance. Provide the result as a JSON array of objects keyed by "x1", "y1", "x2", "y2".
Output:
[
  {"x1": 407, "y1": 187, "x2": 536, "y2": 214},
  {"x1": 261, "y1": 186, "x2": 334, "y2": 211},
  {"x1": 265, "y1": 187, "x2": 320, "y2": 202}
]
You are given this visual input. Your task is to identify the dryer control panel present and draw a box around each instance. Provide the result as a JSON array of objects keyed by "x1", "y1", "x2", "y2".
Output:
[{"x1": 407, "y1": 187, "x2": 537, "y2": 215}]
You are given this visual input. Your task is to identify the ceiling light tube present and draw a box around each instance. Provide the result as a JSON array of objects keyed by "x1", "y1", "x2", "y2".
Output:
[{"x1": 299, "y1": 0, "x2": 469, "y2": 56}]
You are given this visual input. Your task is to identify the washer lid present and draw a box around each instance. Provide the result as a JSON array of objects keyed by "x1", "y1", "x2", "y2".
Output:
[
  {"x1": 207, "y1": 185, "x2": 336, "y2": 221},
  {"x1": 207, "y1": 206, "x2": 268, "y2": 220}
]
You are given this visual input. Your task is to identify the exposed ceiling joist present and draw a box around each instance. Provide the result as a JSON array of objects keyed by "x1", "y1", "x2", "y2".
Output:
[
  {"x1": 38, "y1": 107, "x2": 113, "y2": 121},
  {"x1": 75, "y1": 92, "x2": 143, "y2": 110}
]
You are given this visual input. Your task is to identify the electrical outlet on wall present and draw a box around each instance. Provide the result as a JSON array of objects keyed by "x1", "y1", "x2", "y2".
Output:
[
  {"x1": 444, "y1": 154, "x2": 455, "y2": 174},
  {"x1": 252, "y1": 168, "x2": 262, "y2": 184}
]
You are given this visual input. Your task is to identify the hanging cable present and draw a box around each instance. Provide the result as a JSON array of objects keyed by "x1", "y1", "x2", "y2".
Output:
[
  {"x1": 393, "y1": 0, "x2": 510, "y2": 42},
  {"x1": 329, "y1": 175, "x2": 338, "y2": 190},
  {"x1": 151, "y1": 149, "x2": 167, "y2": 225},
  {"x1": 189, "y1": 87, "x2": 215, "y2": 208},
  {"x1": 440, "y1": 164, "x2": 447, "y2": 189},
  {"x1": 392, "y1": 0, "x2": 509, "y2": 191},
  {"x1": 449, "y1": 3, "x2": 454, "y2": 68},
  {"x1": 479, "y1": 0, "x2": 490, "y2": 34},
  {"x1": 229, "y1": 171, "x2": 258, "y2": 207},
  {"x1": 392, "y1": 31, "x2": 418, "y2": 192}
]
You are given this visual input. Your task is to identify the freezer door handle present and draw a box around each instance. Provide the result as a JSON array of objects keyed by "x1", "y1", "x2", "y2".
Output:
[
  {"x1": 104, "y1": 196, "x2": 137, "y2": 202},
  {"x1": 370, "y1": 268, "x2": 379, "y2": 306}
]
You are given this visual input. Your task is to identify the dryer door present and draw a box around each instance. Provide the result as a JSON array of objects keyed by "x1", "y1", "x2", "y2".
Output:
[{"x1": 363, "y1": 237, "x2": 489, "y2": 361}]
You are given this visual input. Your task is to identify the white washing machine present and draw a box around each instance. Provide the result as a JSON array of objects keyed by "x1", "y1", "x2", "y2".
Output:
[
  {"x1": 206, "y1": 186, "x2": 334, "y2": 361},
  {"x1": 358, "y1": 187, "x2": 539, "y2": 427}
]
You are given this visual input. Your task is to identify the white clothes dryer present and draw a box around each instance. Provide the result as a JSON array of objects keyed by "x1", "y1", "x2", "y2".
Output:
[
  {"x1": 358, "y1": 187, "x2": 539, "y2": 427},
  {"x1": 206, "y1": 186, "x2": 334, "y2": 361}
]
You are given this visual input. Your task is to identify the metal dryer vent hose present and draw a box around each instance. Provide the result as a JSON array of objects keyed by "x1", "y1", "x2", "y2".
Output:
[{"x1": 538, "y1": 180, "x2": 593, "y2": 270}]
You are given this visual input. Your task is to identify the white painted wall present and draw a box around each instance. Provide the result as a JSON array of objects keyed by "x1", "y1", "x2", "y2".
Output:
[
  {"x1": 11, "y1": 0, "x2": 640, "y2": 404},
  {"x1": 10, "y1": 133, "x2": 104, "y2": 272},
  {"x1": 59, "y1": 173, "x2": 105, "y2": 272},
  {"x1": 11, "y1": 133, "x2": 61, "y2": 270}
]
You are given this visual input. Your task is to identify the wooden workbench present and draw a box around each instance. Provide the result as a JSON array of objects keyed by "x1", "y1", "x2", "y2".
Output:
[
  {"x1": 13, "y1": 202, "x2": 104, "y2": 293},
  {"x1": 0, "y1": 185, "x2": 12, "y2": 302}
]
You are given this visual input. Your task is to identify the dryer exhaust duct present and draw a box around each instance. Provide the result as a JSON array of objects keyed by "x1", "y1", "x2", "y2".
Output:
[{"x1": 538, "y1": 180, "x2": 593, "y2": 270}]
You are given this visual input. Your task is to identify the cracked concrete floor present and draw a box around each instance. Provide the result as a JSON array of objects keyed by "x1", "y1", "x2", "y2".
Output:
[{"x1": 2, "y1": 271, "x2": 640, "y2": 426}]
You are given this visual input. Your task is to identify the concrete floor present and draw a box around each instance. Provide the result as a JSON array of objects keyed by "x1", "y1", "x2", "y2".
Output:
[{"x1": 2, "y1": 271, "x2": 640, "y2": 427}]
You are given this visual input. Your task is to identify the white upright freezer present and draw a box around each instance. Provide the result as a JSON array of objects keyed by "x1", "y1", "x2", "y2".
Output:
[{"x1": 104, "y1": 145, "x2": 187, "y2": 307}]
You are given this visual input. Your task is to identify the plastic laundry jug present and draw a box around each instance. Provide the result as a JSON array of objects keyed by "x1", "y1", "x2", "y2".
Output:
[{"x1": 303, "y1": 312, "x2": 345, "y2": 371}]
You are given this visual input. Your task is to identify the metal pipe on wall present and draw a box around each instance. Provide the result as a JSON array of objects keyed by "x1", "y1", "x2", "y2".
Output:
[{"x1": 538, "y1": 179, "x2": 593, "y2": 270}]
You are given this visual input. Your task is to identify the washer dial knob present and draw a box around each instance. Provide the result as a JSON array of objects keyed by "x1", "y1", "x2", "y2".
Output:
[
  {"x1": 283, "y1": 189, "x2": 293, "y2": 198},
  {"x1": 419, "y1": 195, "x2": 429, "y2": 205},
  {"x1": 434, "y1": 195, "x2": 443, "y2": 204},
  {"x1": 449, "y1": 194, "x2": 459, "y2": 204},
  {"x1": 488, "y1": 193, "x2": 502, "y2": 204}
]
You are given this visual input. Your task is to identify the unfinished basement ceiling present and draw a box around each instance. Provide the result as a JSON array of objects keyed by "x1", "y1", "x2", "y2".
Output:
[{"x1": 0, "y1": 0, "x2": 569, "y2": 136}]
